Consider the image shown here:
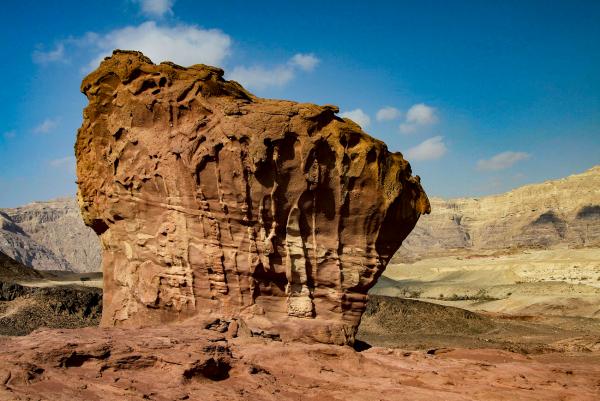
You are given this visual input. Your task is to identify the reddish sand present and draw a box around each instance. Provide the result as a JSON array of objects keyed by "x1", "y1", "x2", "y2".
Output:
[{"x1": 1, "y1": 324, "x2": 599, "y2": 401}]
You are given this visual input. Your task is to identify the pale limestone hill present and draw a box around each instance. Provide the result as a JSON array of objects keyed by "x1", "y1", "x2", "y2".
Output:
[{"x1": 395, "y1": 165, "x2": 600, "y2": 262}]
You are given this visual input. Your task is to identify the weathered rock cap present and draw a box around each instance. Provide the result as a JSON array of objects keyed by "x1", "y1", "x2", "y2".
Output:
[{"x1": 76, "y1": 49, "x2": 429, "y2": 345}]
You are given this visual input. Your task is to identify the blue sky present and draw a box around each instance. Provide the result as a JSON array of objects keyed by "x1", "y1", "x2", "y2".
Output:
[{"x1": 1, "y1": 0, "x2": 599, "y2": 207}]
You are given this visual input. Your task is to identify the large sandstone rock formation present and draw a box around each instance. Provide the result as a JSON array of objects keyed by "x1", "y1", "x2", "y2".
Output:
[
  {"x1": 395, "y1": 166, "x2": 600, "y2": 262},
  {"x1": 0, "y1": 198, "x2": 100, "y2": 272},
  {"x1": 75, "y1": 50, "x2": 429, "y2": 344}
]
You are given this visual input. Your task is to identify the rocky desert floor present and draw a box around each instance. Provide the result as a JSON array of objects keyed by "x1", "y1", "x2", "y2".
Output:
[
  {"x1": 0, "y1": 253, "x2": 101, "y2": 336},
  {"x1": 366, "y1": 247, "x2": 600, "y2": 352},
  {"x1": 1, "y1": 323, "x2": 600, "y2": 401},
  {"x1": 2, "y1": 247, "x2": 600, "y2": 400}
]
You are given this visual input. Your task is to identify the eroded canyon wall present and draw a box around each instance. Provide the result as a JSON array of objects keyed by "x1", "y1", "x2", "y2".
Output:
[
  {"x1": 75, "y1": 50, "x2": 429, "y2": 344},
  {"x1": 0, "y1": 198, "x2": 100, "y2": 272}
]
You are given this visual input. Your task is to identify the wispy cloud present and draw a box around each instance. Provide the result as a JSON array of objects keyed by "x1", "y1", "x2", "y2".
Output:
[
  {"x1": 399, "y1": 103, "x2": 438, "y2": 133},
  {"x1": 406, "y1": 103, "x2": 438, "y2": 125},
  {"x1": 134, "y1": 0, "x2": 175, "y2": 18},
  {"x1": 376, "y1": 106, "x2": 401, "y2": 122},
  {"x1": 340, "y1": 109, "x2": 371, "y2": 128},
  {"x1": 229, "y1": 53, "x2": 320, "y2": 90},
  {"x1": 405, "y1": 136, "x2": 447, "y2": 161},
  {"x1": 49, "y1": 156, "x2": 75, "y2": 168},
  {"x1": 33, "y1": 118, "x2": 60, "y2": 134},
  {"x1": 32, "y1": 43, "x2": 65, "y2": 64},
  {"x1": 476, "y1": 151, "x2": 530, "y2": 171},
  {"x1": 229, "y1": 65, "x2": 295, "y2": 89},
  {"x1": 3, "y1": 130, "x2": 16, "y2": 139},
  {"x1": 289, "y1": 53, "x2": 320, "y2": 71}
]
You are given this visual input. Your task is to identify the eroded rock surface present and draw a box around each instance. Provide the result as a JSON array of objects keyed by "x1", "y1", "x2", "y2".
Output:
[
  {"x1": 75, "y1": 50, "x2": 429, "y2": 344},
  {"x1": 1, "y1": 326, "x2": 599, "y2": 401}
]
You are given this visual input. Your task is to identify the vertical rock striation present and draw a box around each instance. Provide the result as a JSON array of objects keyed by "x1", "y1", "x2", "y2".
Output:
[{"x1": 76, "y1": 50, "x2": 429, "y2": 344}]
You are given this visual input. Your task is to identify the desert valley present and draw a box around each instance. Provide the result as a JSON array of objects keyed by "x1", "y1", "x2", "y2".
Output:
[{"x1": 1, "y1": 3, "x2": 599, "y2": 399}]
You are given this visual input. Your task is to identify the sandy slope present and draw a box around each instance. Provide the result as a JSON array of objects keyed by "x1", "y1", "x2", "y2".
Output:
[
  {"x1": 375, "y1": 248, "x2": 600, "y2": 318},
  {"x1": 357, "y1": 295, "x2": 600, "y2": 354}
]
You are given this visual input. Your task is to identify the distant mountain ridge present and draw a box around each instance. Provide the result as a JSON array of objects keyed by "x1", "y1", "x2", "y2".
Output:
[
  {"x1": 0, "y1": 198, "x2": 100, "y2": 272},
  {"x1": 395, "y1": 165, "x2": 600, "y2": 262}
]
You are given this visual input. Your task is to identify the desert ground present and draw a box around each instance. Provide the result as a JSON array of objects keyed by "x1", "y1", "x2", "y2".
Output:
[
  {"x1": 2, "y1": 250, "x2": 600, "y2": 399},
  {"x1": 377, "y1": 248, "x2": 600, "y2": 315},
  {"x1": 360, "y1": 247, "x2": 600, "y2": 353},
  {"x1": 2, "y1": 319, "x2": 600, "y2": 401}
]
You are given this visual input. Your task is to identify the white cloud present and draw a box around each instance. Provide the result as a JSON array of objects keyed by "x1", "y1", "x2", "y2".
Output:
[
  {"x1": 32, "y1": 43, "x2": 65, "y2": 64},
  {"x1": 88, "y1": 21, "x2": 231, "y2": 69},
  {"x1": 3, "y1": 130, "x2": 16, "y2": 139},
  {"x1": 476, "y1": 151, "x2": 530, "y2": 171},
  {"x1": 49, "y1": 156, "x2": 75, "y2": 168},
  {"x1": 405, "y1": 136, "x2": 447, "y2": 161},
  {"x1": 34, "y1": 21, "x2": 317, "y2": 89},
  {"x1": 399, "y1": 103, "x2": 438, "y2": 133},
  {"x1": 289, "y1": 53, "x2": 320, "y2": 71},
  {"x1": 229, "y1": 65, "x2": 294, "y2": 90},
  {"x1": 229, "y1": 53, "x2": 320, "y2": 90},
  {"x1": 376, "y1": 106, "x2": 402, "y2": 122},
  {"x1": 406, "y1": 103, "x2": 438, "y2": 125},
  {"x1": 135, "y1": 0, "x2": 174, "y2": 17},
  {"x1": 340, "y1": 109, "x2": 371, "y2": 128},
  {"x1": 33, "y1": 118, "x2": 60, "y2": 134}
]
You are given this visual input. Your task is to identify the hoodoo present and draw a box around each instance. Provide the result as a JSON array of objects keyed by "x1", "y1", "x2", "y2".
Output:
[{"x1": 75, "y1": 50, "x2": 429, "y2": 344}]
